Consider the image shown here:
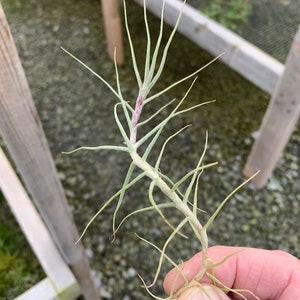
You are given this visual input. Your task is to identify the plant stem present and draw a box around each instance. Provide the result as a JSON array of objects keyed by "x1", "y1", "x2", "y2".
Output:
[
  {"x1": 130, "y1": 85, "x2": 150, "y2": 146},
  {"x1": 129, "y1": 68, "x2": 209, "y2": 263},
  {"x1": 130, "y1": 150, "x2": 209, "y2": 261}
]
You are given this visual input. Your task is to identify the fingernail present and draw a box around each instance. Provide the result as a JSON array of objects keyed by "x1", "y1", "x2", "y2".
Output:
[
  {"x1": 186, "y1": 289, "x2": 202, "y2": 300},
  {"x1": 180, "y1": 287, "x2": 205, "y2": 300},
  {"x1": 179, "y1": 285, "x2": 230, "y2": 300}
]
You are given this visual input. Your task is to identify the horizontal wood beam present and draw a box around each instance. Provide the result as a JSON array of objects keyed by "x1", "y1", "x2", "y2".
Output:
[{"x1": 133, "y1": 0, "x2": 284, "y2": 94}]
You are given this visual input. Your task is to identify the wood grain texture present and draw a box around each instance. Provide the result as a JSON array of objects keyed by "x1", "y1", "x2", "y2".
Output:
[
  {"x1": 0, "y1": 4, "x2": 99, "y2": 299},
  {"x1": 243, "y1": 26, "x2": 300, "y2": 188},
  {"x1": 101, "y1": 0, "x2": 124, "y2": 64},
  {"x1": 0, "y1": 148, "x2": 81, "y2": 300}
]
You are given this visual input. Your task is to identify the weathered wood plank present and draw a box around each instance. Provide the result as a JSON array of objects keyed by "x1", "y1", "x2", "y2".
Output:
[
  {"x1": 0, "y1": 148, "x2": 81, "y2": 300},
  {"x1": 101, "y1": 0, "x2": 124, "y2": 64},
  {"x1": 133, "y1": 0, "x2": 284, "y2": 94},
  {"x1": 0, "y1": 148, "x2": 80, "y2": 294},
  {"x1": 243, "y1": 25, "x2": 300, "y2": 188},
  {"x1": 0, "y1": 4, "x2": 99, "y2": 299}
]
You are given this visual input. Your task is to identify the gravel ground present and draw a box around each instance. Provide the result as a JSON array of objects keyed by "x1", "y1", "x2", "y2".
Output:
[{"x1": 2, "y1": 0, "x2": 299, "y2": 299}]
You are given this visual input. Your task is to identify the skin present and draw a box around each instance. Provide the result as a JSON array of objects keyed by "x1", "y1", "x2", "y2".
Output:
[{"x1": 164, "y1": 246, "x2": 300, "y2": 300}]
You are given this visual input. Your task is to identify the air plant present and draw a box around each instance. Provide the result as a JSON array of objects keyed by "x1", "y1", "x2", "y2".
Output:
[{"x1": 63, "y1": 0, "x2": 258, "y2": 299}]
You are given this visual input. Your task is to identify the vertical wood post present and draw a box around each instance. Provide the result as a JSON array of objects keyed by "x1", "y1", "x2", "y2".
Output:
[
  {"x1": 101, "y1": 0, "x2": 124, "y2": 65},
  {"x1": 243, "y1": 25, "x2": 300, "y2": 188},
  {"x1": 0, "y1": 4, "x2": 99, "y2": 299}
]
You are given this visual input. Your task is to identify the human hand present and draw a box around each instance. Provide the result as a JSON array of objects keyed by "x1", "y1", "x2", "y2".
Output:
[{"x1": 164, "y1": 245, "x2": 300, "y2": 300}]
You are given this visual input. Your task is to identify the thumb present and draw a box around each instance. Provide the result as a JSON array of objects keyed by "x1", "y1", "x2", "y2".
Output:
[{"x1": 178, "y1": 285, "x2": 230, "y2": 300}]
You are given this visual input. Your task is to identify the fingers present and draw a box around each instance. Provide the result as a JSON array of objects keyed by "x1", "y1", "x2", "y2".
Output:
[
  {"x1": 164, "y1": 245, "x2": 300, "y2": 300},
  {"x1": 178, "y1": 285, "x2": 231, "y2": 300},
  {"x1": 164, "y1": 246, "x2": 241, "y2": 295}
]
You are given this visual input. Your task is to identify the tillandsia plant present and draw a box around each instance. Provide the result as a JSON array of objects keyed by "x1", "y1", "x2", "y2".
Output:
[{"x1": 63, "y1": 0, "x2": 259, "y2": 299}]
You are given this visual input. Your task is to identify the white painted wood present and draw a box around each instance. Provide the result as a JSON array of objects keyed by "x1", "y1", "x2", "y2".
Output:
[
  {"x1": 0, "y1": 148, "x2": 81, "y2": 300},
  {"x1": 15, "y1": 277, "x2": 79, "y2": 300},
  {"x1": 15, "y1": 278, "x2": 60, "y2": 300},
  {"x1": 133, "y1": 0, "x2": 284, "y2": 94}
]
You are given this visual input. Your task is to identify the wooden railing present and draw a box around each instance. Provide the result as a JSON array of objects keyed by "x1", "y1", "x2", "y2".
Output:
[
  {"x1": 133, "y1": 0, "x2": 300, "y2": 188},
  {"x1": 0, "y1": 3, "x2": 100, "y2": 299}
]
